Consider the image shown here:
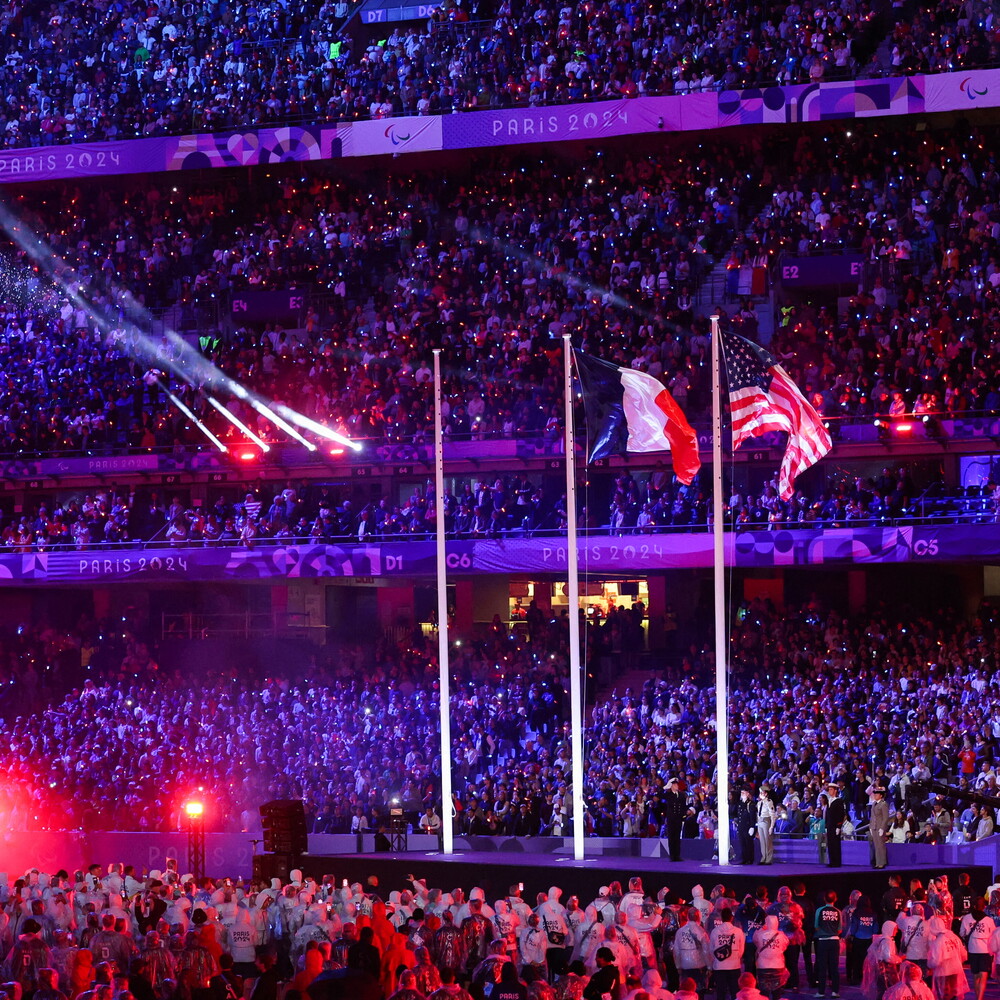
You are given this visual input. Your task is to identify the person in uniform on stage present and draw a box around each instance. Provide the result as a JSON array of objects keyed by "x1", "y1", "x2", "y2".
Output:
[
  {"x1": 735, "y1": 787, "x2": 757, "y2": 865},
  {"x1": 825, "y1": 783, "x2": 846, "y2": 868},
  {"x1": 664, "y1": 776, "x2": 687, "y2": 862},
  {"x1": 870, "y1": 786, "x2": 890, "y2": 870},
  {"x1": 757, "y1": 784, "x2": 776, "y2": 865}
]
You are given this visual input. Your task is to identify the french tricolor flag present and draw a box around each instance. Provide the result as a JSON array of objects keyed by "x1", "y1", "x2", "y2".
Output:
[{"x1": 574, "y1": 351, "x2": 702, "y2": 484}]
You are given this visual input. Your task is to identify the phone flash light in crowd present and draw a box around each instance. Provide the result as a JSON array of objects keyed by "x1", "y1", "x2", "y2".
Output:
[{"x1": 184, "y1": 800, "x2": 204, "y2": 818}]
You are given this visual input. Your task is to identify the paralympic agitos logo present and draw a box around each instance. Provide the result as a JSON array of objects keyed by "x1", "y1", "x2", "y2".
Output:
[
  {"x1": 384, "y1": 125, "x2": 412, "y2": 145},
  {"x1": 959, "y1": 78, "x2": 989, "y2": 101}
]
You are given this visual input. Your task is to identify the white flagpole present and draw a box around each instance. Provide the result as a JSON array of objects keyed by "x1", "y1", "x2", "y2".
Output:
[
  {"x1": 563, "y1": 335, "x2": 586, "y2": 861},
  {"x1": 433, "y1": 349, "x2": 454, "y2": 855},
  {"x1": 710, "y1": 316, "x2": 731, "y2": 864}
]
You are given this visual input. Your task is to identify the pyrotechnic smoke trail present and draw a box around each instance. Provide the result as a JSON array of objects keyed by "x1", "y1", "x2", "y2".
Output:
[{"x1": 0, "y1": 201, "x2": 362, "y2": 452}]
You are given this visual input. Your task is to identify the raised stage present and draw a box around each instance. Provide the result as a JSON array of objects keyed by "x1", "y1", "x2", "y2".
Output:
[
  {"x1": 4, "y1": 828, "x2": 989, "y2": 891},
  {"x1": 293, "y1": 850, "x2": 992, "y2": 904}
]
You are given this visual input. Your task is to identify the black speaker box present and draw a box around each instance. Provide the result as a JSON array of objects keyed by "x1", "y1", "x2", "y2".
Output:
[
  {"x1": 252, "y1": 853, "x2": 298, "y2": 883},
  {"x1": 259, "y1": 799, "x2": 308, "y2": 855}
]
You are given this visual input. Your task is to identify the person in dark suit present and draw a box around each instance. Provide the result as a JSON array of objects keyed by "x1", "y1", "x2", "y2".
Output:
[
  {"x1": 735, "y1": 787, "x2": 757, "y2": 864},
  {"x1": 134, "y1": 886, "x2": 168, "y2": 935},
  {"x1": 664, "y1": 776, "x2": 687, "y2": 862},
  {"x1": 825, "y1": 782, "x2": 847, "y2": 868}
]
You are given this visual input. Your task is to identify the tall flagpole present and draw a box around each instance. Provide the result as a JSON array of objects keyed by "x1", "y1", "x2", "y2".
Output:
[
  {"x1": 563, "y1": 335, "x2": 585, "y2": 861},
  {"x1": 433, "y1": 349, "x2": 454, "y2": 854},
  {"x1": 710, "y1": 316, "x2": 731, "y2": 864}
]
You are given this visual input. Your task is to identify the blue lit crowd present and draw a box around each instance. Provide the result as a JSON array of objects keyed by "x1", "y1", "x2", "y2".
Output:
[
  {"x1": 0, "y1": 0, "x2": 993, "y2": 147},
  {"x1": 1, "y1": 598, "x2": 999, "y2": 842},
  {"x1": 0, "y1": 122, "x2": 994, "y2": 476}
]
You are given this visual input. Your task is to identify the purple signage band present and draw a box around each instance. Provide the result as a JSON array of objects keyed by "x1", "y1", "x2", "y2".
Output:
[
  {"x1": 0, "y1": 525, "x2": 992, "y2": 584},
  {"x1": 0, "y1": 70, "x2": 994, "y2": 185},
  {"x1": 0, "y1": 124, "x2": 338, "y2": 184}
]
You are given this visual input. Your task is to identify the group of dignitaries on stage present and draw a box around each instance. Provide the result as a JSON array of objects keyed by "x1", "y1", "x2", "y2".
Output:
[
  {"x1": 732, "y1": 782, "x2": 888, "y2": 869},
  {"x1": 2, "y1": 863, "x2": 1000, "y2": 1000}
]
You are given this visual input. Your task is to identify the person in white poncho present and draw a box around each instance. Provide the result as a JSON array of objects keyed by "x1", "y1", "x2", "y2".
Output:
[
  {"x1": 861, "y1": 920, "x2": 901, "y2": 1000},
  {"x1": 926, "y1": 916, "x2": 967, "y2": 1000},
  {"x1": 882, "y1": 962, "x2": 935, "y2": 1000}
]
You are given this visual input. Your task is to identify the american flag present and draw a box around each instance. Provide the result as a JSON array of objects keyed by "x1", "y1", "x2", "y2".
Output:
[{"x1": 722, "y1": 330, "x2": 832, "y2": 500}]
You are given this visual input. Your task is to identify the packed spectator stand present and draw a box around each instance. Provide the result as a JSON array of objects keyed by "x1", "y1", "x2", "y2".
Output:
[
  {"x1": 0, "y1": 1, "x2": 999, "y2": 982},
  {"x1": 0, "y1": 0, "x2": 994, "y2": 147},
  {"x1": 2, "y1": 596, "x2": 1000, "y2": 843},
  {"x1": 1, "y1": 86, "x2": 1000, "y2": 850},
  {"x1": 0, "y1": 119, "x2": 997, "y2": 477},
  {"x1": 0, "y1": 467, "x2": 998, "y2": 555}
]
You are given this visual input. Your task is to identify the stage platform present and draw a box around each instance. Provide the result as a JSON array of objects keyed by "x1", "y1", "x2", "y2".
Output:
[{"x1": 293, "y1": 850, "x2": 992, "y2": 904}]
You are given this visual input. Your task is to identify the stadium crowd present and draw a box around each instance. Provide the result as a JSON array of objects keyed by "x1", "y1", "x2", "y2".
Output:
[
  {"x1": 1, "y1": 861, "x2": 999, "y2": 1000},
  {"x1": 3, "y1": 8, "x2": 1000, "y2": 1000},
  {"x1": 2, "y1": 597, "x2": 1000, "y2": 840},
  {"x1": 0, "y1": 121, "x2": 997, "y2": 467},
  {"x1": 0, "y1": 464, "x2": 995, "y2": 555},
  {"x1": 0, "y1": 477, "x2": 566, "y2": 551},
  {"x1": 0, "y1": 0, "x2": 994, "y2": 147}
]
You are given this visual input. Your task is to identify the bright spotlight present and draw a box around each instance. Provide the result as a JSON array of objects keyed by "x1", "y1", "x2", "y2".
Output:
[
  {"x1": 163, "y1": 386, "x2": 228, "y2": 454},
  {"x1": 207, "y1": 396, "x2": 271, "y2": 452},
  {"x1": 250, "y1": 400, "x2": 317, "y2": 451},
  {"x1": 274, "y1": 404, "x2": 362, "y2": 452}
]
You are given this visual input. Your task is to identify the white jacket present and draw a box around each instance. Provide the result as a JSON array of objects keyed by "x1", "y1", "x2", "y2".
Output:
[
  {"x1": 753, "y1": 915, "x2": 789, "y2": 969},
  {"x1": 537, "y1": 887, "x2": 569, "y2": 949},
  {"x1": 927, "y1": 919, "x2": 966, "y2": 977},
  {"x1": 710, "y1": 922, "x2": 746, "y2": 971},
  {"x1": 519, "y1": 925, "x2": 548, "y2": 966},
  {"x1": 897, "y1": 913, "x2": 928, "y2": 960},
  {"x1": 959, "y1": 914, "x2": 996, "y2": 954},
  {"x1": 628, "y1": 904, "x2": 662, "y2": 960}
]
